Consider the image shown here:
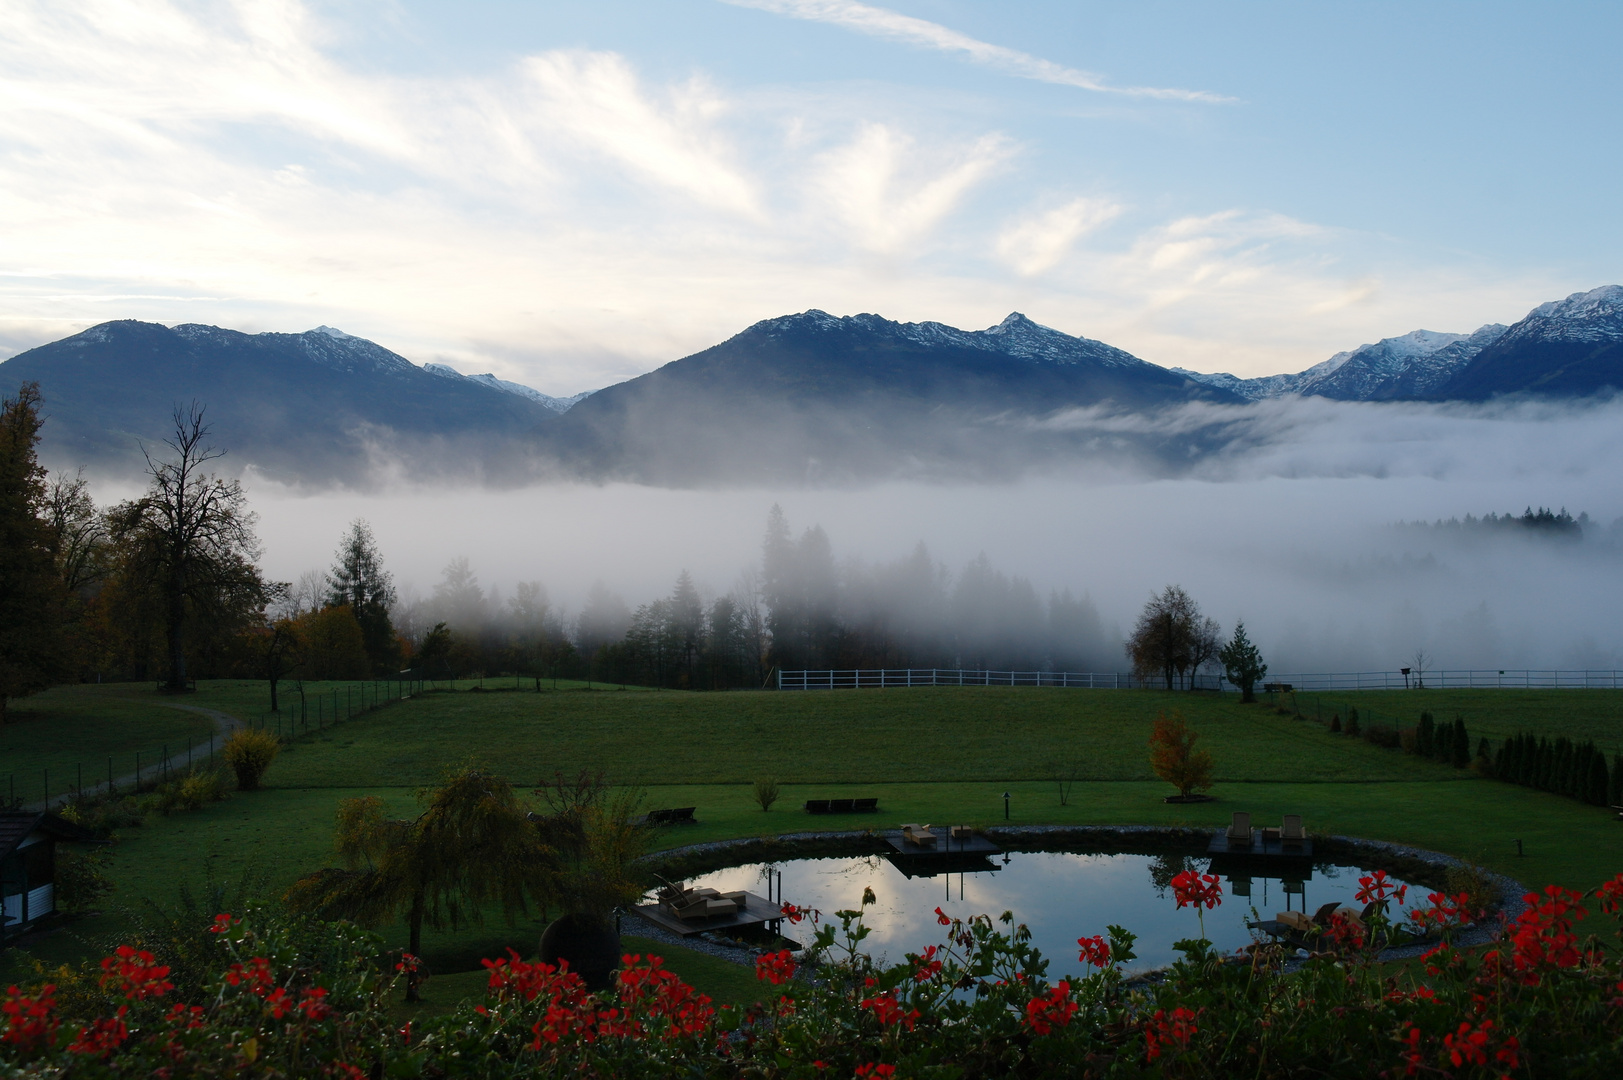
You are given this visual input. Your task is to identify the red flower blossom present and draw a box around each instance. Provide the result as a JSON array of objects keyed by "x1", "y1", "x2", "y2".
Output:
[
  {"x1": 934, "y1": 906, "x2": 951, "y2": 926},
  {"x1": 2, "y1": 984, "x2": 59, "y2": 1051},
  {"x1": 860, "y1": 989, "x2": 920, "y2": 1031},
  {"x1": 1323, "y1": 911, "x2": 1366, "y2": 952},
  {"x1": 1508, "y1": 884, "x2": 1587, "y2": 981},
  {"x1": 1595, "y1": 873, "x2": 1623, "y2": 915},
  {"x1": 207, "y1": 913, "x2": 239, "y2": 935},
  {"x1": 1169, "y1": 870, "x2": 1222, "y2": 911},
  {"x1": 854, "y1": 1064, "x2": 896, "y2": 1078},
  {"x1": 1024, "y1": 981, "x2": 1078, "y2": 1035},
  {"x1": 1144, "y1": 1006, "x2": 1198, "y2": 1061},
  {"x1": 99, "y1": 945, "x2": 174, "y2": 1001},
  {"x1": 1355, "y1": 869, "x2": 1406, "y2": 907},
  {"x1": 225, "y1": 956, "x2": 275, "y2": 997},
  {"x1": 911, "y1": 945, "x2": 943, "y2": 982},
  {"x1": 67, "y1": 1007, "x2": 128, "y2": 1057},
  {"x1": 755, "y1": 949, "x2": 797, "y2": 986},
  {"x1": 1077, "y1": 934, "x2": 1112, "y2": 969},
  {"x1": 297, "y1": 987, "x2": 333, "y2": 1021},
  {"x1": 781, "y1": 903, "x2": 819, "y2": 925}
]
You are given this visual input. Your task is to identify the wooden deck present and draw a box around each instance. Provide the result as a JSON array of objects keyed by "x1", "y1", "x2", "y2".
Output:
[
  {"x1": 1206, "y1": 831, "x2": 1313, "y2": 858},
  {"x1": 882, "y1": 827, "x2": 1001, "y2": 857},
  {"x1": 632, "y1": 891, "x2": 782, "y2": 938}
]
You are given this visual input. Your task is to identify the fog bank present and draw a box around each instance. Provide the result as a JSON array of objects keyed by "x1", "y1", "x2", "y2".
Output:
[{"x1": 231, "y1": 397, "x2": 1623, "y2": 674}]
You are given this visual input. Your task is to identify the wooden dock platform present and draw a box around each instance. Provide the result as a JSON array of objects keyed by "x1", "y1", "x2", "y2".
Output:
[
  {"x1": 1205, "y1": 831, "x2": 1313, "y2": 858},
  {"x1": 632, "y1": 891, "x2": 782, "y2": 938},
  {"x1": 882, "y1": 827, "x2": 1001, "y2": 858}
]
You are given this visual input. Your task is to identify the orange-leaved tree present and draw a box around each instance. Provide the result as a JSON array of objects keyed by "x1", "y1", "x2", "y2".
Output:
[{"x1": 1149, "y1": 712, "x2": 1215, "y2": 799}]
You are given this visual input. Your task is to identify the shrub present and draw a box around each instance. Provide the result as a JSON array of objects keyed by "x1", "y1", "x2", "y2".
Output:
[
  {"x1": 1443, "y1": 859, "x2": 1497, "y2": 916},
  {"x1": 1364, "y1": 723, "x2": 1401, "y2": 749},
  {"x1": 222, "y1": 728, "x2": 280, "y2": 791},
  {"x1": 150, "y1": 770, "x2": 229, "y2": 814},
  {"x1": 752, "y1": 776, "x2": 781, "y2": 812},
  {"x1": 1344, "y1": 708, "x2": 1360, "y2": 738},
  {"x1": 54, "y1": 847, "x2": 114, "y2": 914},
  {"x1": 1329, "y1": 713, "x2": 1341, "y2": 733}
]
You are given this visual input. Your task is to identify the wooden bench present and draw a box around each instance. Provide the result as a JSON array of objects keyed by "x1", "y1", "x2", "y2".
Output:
[
  {"x1": 803, "y1": 797, "x2": 879, "y2": 814},
  {"x1": 638, "y1": 807, "x2": 697, "y2": 826}
]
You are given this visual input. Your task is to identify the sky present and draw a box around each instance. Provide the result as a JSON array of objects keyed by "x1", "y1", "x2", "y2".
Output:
[{"x1": 3, "y1": 0, "x2": 1621, "y2": 395}]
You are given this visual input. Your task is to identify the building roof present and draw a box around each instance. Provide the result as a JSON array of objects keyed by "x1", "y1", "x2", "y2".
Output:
[{"x1": 0, "y1": 812, "x2": 103, "y2": 862}]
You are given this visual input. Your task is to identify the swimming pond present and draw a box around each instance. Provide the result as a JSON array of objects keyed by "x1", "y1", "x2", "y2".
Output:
[{"x1": 677, "y1": 847, "x2": 1429, "y2": 974}]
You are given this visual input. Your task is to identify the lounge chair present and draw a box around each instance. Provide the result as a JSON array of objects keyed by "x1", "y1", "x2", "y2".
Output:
[
  {"x1": 901, "y1": 823, "x2": 937, "y2": 847},
  {"x1": 949, "y1": 825, "x2": 974, "y2": 842},
  {"x1": 1276, "y1": 910, "x2": 1313, "y2": 934},
  {"x1": 1280, "y1": 814, "x2": 1305, "y2": 848},
  {"x1": 666, "y1": 886, "x2": 748, "y2": 920},
  {"x1": 1310, "y1": 902, "x2": 1342, "y2": 927},
  {"x1": 1226, "y1": 812, "x2": 1253, "y2": 848}
]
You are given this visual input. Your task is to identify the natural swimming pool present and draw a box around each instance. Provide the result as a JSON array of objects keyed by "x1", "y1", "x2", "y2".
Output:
[{"x1": 677, "y1": 845, "x2": 1430, "y2": 974}]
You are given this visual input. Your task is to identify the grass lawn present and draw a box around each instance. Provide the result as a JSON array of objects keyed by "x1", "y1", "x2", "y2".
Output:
[
  {"x1": 1291, "y1": 688, "x2": 1623, "y2": 755},
  {"x1": 6, "y1": 681, "x2": 1621, "y2": 1013}
]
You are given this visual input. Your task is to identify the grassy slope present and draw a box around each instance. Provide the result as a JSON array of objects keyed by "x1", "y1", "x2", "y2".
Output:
[
  {"x1": 1293, "y1": 688, "x2": 1623, "y2": 754},
  {"x1": 0, "y1": 688, "x2": 215, "y2": 801},
  {"x1": 8, "y1": 682, "x2": 1621, "y2": 1011},
  {"x1": 259, "y1": 686, "x2": 1468, "y2": 788}
]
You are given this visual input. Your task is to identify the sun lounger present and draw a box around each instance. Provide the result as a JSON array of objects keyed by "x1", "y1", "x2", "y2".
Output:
[
  {"x1": 1276, "y1": 911, "x2": 1313, "y2": 933},
  {"x1": 1310, "y1": 902, "x2": 1342, "y2": 927},
  {"x1": 901, "y1": 824, "x2": 937, "y2": 847},
  {"x1": 950, "y1": 825, "x2": 974, "y2": 842},
  {"x1": 1280, "y1": 814, "x2": 1305, "y2": 848},
  {"x1": 1227, "y1": 812, "x2": 1253, "y2": 847}
]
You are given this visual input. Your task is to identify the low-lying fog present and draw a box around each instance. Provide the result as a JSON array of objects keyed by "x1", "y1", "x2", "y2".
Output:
[{"x1": 134, "y1": 397, "x2": 1623, "y2": 673}]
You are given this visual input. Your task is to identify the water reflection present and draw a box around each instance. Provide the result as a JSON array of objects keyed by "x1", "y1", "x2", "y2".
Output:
[{"x1": 678, "y1": 850, "x2": 1424, "y2": 974}]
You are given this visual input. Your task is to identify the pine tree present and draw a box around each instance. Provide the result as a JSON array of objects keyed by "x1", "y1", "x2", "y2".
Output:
[
  {"x1": 0, "y1": 383, "x2": 67, "y2": 722},
  {"x1": 1587, "y1": 752, "x2": 1610, "y2": 806},
  {"x1": 328, "y1": 519, "x2": 400, "y2": 675},
  {"x1": 1217, "y1": 620, "x2": 1267, "y2": 702},
  {"x1": 1451, "y1": 718, "x2": 1469, "y2": 769},
  {"x1": 1417, "y1": 712, "x2": 1435, "y2": 757},
  {"x1": 1610, "y1": 754, "x2": 1623, "y2": 807}
]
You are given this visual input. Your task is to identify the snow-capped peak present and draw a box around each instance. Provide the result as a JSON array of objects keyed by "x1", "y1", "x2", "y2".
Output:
[
  {"x1": 311, "y1": 325, "x2": 354, "y2": 340},
  {"x1": 423, "y1": 362, "x2": 592, "y2": 413},
  {"x1": 1528, "y1": 284, "x2": 1623, "y2": 321}
]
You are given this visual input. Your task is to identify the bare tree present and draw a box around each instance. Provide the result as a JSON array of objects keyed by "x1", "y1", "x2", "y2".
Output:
[
  {"x1": 1126, "y1": 585, "x2": 1220, "y2": 690},
  {"x1": 109, "y1": 404, "x2": 267, "y2": 692},
  {"x1": 45, "y1": 468, "x2": 107, "y2": 594},
  {"x1": 1412, "y1": 648, "x2": 1430, "y2": 689}
]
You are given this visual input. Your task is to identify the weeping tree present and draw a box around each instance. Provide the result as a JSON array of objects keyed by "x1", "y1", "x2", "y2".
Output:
[{"x1": 286, "y1": 766, "x2": 547, "y2": 1000}]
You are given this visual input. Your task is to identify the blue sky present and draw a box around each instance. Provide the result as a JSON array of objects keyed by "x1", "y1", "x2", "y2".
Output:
[{"x1": 2, "y1": 0, "x2": 1619, "y2": 392}]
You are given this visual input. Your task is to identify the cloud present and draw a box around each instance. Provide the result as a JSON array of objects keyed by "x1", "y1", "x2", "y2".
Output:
[
  {"x1": 995, "y1": 197, "x2": 1123, "y2": 276},
  {"x1": 813, "y1": 124, "x2": 1012, "y2": 254},
  {"x1": 522, "y1": 50, "x2": 761, "y2": 217},
  {"x1": 722, "y1": 0, "x2": 1231, "y2": 103}
]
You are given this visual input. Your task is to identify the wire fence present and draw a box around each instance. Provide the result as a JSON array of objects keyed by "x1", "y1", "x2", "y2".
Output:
[
  {"x1": 775, "y1": 668, "x2": 1623, "y2": 692},
  {"x1": 10, "y1": 677, "x2": 428, "y2": 812}
]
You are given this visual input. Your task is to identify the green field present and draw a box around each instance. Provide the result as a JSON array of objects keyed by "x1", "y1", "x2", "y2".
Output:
[{"x1": 5, "y1": 681, "x2": 1622, "y2": 1011}]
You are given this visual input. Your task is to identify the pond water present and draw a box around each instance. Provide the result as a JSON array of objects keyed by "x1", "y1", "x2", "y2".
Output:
[{"x1": 679, "y1": 848, "x2": 1428, "y2": 975}]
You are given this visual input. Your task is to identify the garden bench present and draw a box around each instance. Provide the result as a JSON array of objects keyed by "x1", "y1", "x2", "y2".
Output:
[
  {"x1": 1263, "y1": 682, "x2": 1294, "y2": 694},
  {"x1": 638, "y1": 807, "x2": 697, "y2": 826},
  {"x1": 803, "y1": 797, "x2": 880, "y2": 814}
]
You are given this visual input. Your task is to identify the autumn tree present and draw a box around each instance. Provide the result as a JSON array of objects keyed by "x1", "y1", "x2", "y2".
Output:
[
  {"x1": 285, "y1": 766, "x2": 547, "y2": 1000},
  {"x1": 0, "y1": 384, "x2": 67, "y2": 721},
  {"x1": 1148, "y1": 712, "x2": 1215, "y2": 799},
  {"x1": 107, "y1": 404, "x2": 268, "y2": 691},
  {"x1": 1218, "y1": 620, "x2": 1268, "y2": 702}
]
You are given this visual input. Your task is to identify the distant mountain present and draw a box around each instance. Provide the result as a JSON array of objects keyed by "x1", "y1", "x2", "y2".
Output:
[
  {"x1": 1176, "y1": 285, "x2": 1621, "y2": 403},
  {"x1": 541, "y1": 310, "x2": 1241, "y2": 483},
  {"x1": 1440, "y1": 285, "x2": 1623, "y2": 400},
  {"x1": 423, "y1": 363, "x2": 595, "y2": 413},
  {"x1": 0, "y1": 320, "x2": 560, "y2": 485}
]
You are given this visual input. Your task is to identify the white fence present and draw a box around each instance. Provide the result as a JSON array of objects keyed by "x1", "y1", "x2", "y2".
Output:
[{"x1": 775, "y1": 668, "x2": 1623, "y2": 692}]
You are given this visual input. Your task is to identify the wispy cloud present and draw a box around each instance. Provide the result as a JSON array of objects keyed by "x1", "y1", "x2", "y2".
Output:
[
  {"x1": 722, "y1": 0, "x2": 1231, "y2": 103},
  {"x1": 814, "y1": 124, "x2": 1012, "y2": 254},
  {"x1": 995, "y1": 197, "x2": 1123, "y2": 276}
]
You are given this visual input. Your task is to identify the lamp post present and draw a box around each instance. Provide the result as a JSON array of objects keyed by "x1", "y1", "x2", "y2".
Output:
[{"x1": 1003, "y1": 791, "x2": 1010, "y2": 820}]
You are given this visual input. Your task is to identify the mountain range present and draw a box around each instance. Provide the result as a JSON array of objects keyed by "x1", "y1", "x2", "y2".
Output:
[{"x1": 1, "y1": 285, "x2": 1619, "y2": 486}]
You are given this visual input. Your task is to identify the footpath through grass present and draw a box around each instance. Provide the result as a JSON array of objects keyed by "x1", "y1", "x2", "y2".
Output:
[{"x1": 6, "y1": 681, "x2": 1621, "y2": 1011}]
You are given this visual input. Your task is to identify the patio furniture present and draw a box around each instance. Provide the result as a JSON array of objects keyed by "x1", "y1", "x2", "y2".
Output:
[
  {"x1": 804, "y1": 797, "x2": 881, "y2": 814},
  {"x1": 901, "y1": 824, "x2": 937, "y2": 847},
  {"x1": 949, "y1": 825, "x2": 974, "y2": 842},
  {"x1": 1281, "y1": 814, "x2": 1306, "y2": 848},
  {"x1": 638, "y1": 807, "x2": 697, "y2": 826},
  {"x1": 664, "y1": 886, "x2": 748, "y2": 921},
  {"x1": 1310, "y1": 902, "x2": 1342, "y2": 927},
  {"x1": 1276, "y1": 910, "x2": 1313, "y2": 933},
  {"x1": 1226, "y1": 812, "x2": 1253, "y2": 847}
]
